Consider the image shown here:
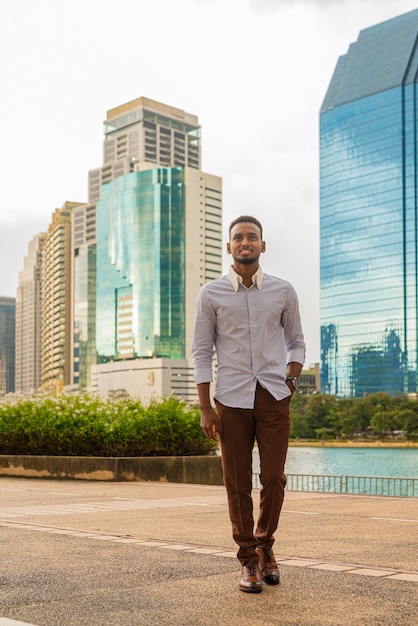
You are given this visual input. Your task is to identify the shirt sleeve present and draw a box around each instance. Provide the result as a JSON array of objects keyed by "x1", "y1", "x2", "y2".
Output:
[
  {"x1": 282, "y1": 284, "x2": 306, "y2": 366},
  {"x1": 192, "y1": 287, "x2": 216, "y2": 384}
]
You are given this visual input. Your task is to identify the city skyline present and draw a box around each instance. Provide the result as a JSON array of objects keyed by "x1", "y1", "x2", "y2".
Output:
[
  {"x1": 2, "y1": 0, "x2": 418, "y2": 369},
  {"x1": 11, "y1": 96, "x2": 223, "y2": 398}
]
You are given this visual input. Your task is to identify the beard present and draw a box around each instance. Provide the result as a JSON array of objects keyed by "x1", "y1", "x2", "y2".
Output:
[{"x1": 232, "y1": 253, "x2": 260, "y2": 265}]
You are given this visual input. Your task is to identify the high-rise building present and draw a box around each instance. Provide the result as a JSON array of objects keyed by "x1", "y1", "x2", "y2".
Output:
[
  {"x1": 89, "y1": 97, "x2": 222, "y2": 401},
  {"x1": 89, "y1": 96, "x2": 201, "y2": 193},
  {"x1": 15, "y1": 233, "x2": 46, "y2": 393},
  {"x1": 0, "y1": 296, "x2": 16, "y2": 396},
  {"x1": 320, "y1": 10, "x2": 418, "y2": 397},
  {"x1": 42, "y1": 202, "x2": 85, "y2": 394},
  {"x1": 71, "y1": 203, "x2": 96, "y2": 390}
]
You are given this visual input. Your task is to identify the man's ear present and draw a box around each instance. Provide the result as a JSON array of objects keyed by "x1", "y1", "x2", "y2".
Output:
[
  {"x1": 226, "y1": 242, "x2": 231, "y2": 254},
  {"x1": 261, "y1": 241, "x2": 266, "y2": 253}
]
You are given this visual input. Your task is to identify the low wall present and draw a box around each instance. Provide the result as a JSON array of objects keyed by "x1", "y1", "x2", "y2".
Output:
[{"x1": 0, "y1": 455, "x2": 224, "y2": 485}]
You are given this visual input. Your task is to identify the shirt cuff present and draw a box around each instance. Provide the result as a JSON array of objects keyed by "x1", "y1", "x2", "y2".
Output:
[
  {"x1": 287, "y1": 348, "x2": 306, "y2": 366},
  {"x1": 193, "y1": 370, "x2": 213, "y2": 384}
]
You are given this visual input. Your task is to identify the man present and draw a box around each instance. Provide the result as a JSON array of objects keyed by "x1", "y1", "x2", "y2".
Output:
[{"x1": 192, "y1": 215, "x2": 305, "y2": 593}]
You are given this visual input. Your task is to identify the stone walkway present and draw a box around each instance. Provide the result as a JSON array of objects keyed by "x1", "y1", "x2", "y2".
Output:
[{"x1": 0, "y1": 477, "x2": 417, "y2": 625}]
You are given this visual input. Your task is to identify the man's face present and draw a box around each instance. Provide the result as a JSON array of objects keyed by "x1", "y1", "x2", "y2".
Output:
[{"x1": 227, "y1": 222, "x2": 266, "y2": 265}]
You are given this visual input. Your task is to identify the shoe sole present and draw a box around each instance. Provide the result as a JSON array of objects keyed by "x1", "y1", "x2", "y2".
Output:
[{"x1": 239, "y1": 585, "x2": 263, "y2": 593}]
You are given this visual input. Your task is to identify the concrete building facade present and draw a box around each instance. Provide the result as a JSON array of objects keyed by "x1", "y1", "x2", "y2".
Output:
[
  {"x1": 15, "y1": 233, "x2": 46, "y2": 393},
  {"x1": 90, "y1": 358, "x2": 197, "y2": 405},
  {"x1": 42, "y1": 202, "x2": 85, "y2": 394}
]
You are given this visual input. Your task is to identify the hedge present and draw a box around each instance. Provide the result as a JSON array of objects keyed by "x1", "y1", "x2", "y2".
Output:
[{"x1": 0, "y1": 395, "x2": 218, "y2": 457}]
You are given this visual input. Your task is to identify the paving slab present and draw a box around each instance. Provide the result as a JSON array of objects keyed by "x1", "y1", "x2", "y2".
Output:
[{"x1": 0, "y1": 477, "x2": 417, "y2": 625}]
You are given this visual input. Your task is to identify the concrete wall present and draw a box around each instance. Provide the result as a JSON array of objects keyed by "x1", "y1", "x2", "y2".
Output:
[{"x1": 0, "y1": 455, "x2": 223, "y2": 485}]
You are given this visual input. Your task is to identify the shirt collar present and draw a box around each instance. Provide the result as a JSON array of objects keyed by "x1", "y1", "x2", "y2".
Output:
[{"x1": 227, "y1": 265, "x2": 263, "y2": 292}]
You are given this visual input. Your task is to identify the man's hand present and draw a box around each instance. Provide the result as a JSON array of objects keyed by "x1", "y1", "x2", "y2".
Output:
[
  {"x1": 200, "y1": 406, "x2": 220, "y2": 441},
  {"x1": 286, "y1": 380, "x2": 296, "y2": 395}
]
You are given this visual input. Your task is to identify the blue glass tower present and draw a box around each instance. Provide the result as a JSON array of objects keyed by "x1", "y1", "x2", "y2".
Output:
[{"x1": 320, "y1": 10, "x2": 418, "y2": 397}]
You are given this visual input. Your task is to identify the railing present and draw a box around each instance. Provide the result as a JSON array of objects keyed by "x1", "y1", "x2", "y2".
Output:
[{"x1": 252, "y1": 473, "x2": 418, "y2": 497}]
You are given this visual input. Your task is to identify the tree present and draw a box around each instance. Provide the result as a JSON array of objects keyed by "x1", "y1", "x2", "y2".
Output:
[
  {"x1": 332, "y1": 397, "x2": 366, "y2": 438},
  {"x1": 304, "y1": 394, "x2": 337, "y2": 438},
  {"x1": 396, "y1": 408, "x2": 418, "y2": 439},
  {"x1": 370, "y1": 410, "x2": 400, "y2": 437},
  {"x1": 289, "y1": 393, "x2": 311, "y2": 438}
]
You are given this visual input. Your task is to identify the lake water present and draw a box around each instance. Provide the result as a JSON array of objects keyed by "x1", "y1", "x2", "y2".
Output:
[{"x1": 253, "y1": 446, "x2": 418, "y2": 478}]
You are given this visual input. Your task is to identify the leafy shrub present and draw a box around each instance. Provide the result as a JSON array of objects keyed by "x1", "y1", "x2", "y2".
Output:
[{"x1": 0, "y1": 395, "x2": 217, "y2": 457}]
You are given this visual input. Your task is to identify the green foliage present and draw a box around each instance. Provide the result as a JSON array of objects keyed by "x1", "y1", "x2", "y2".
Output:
[
  {"x1": 0, "y1": 395, "x2": 218, "y2": 457},
  {"x1": 289, "y1": 393, "x2": 338, "y2": 439},
  {"x1": 1, "y1": 391, "x2": 417, "y2": 455},
  {"x1": 289, "y1": 392, "x2": 418, "y2": 441}
]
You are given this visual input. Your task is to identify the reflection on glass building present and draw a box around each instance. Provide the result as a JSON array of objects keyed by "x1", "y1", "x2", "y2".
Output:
[
  {"x1": 96, "y1": 168, "x2": 186, "y2": 361},
  {"x1": 320, "y1": 10, "x2": 418, "y2": 397},
  {"x1": 72, "y1": 208, "x2": 96, "y2": 390},
  {"x1": 0, "y1": 296, "x2": 15, "y2": 396}
]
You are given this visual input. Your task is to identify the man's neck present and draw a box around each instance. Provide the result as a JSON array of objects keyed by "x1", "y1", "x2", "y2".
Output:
[{"x1": 233, "y1": 262, "x2": 259, "y2": 288}]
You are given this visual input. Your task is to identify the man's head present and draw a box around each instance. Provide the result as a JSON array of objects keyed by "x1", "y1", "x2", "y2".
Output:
[
  {"x1": 229, "y1": 215, "x2": 263, "y2": 240},
  {"x1": 227, "y1": 215, "x2": 265, "y2": 266}
]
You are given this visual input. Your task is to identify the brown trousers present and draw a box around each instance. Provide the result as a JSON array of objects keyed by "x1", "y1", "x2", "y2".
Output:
[{"x1": 215, "y1": 382, "x2": 290, "y2": 565}]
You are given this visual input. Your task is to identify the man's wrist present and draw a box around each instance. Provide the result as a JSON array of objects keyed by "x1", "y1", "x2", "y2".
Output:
[{"x1": 286, "y1": 376, "x2": 300, "y2": 391}]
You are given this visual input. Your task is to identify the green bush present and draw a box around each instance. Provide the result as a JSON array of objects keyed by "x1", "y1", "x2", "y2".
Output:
[{"x1": 0, "y1": 395, "x2": 217, "y2": 457}]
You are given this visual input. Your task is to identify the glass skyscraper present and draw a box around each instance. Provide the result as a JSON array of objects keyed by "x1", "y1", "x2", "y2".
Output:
[
  {"x1": 72, "y1": 211, "x2": 96, "y2": 390},
  {"x1": 320, "y1": 10, "x2": 418, "y2": 397},
  {"x1": 0, "y1": 296, "x2": 16, "y2": 396},
  {"x1": 96, "y1": 167, "x2": 186, "y2": 362}
]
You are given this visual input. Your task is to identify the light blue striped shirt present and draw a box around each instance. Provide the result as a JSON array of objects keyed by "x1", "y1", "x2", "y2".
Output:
[{"x1": 192, "y1": 266, "x2": 306, "y2": 408}]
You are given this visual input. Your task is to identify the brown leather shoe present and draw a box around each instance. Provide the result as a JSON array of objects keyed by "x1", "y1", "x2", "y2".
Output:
[
  {"x1": 255, "y1": 547, "x2": 280, "y2": 585},
  {"x1": 239, "y1": 563, "x2": 262, "y2": 593}
]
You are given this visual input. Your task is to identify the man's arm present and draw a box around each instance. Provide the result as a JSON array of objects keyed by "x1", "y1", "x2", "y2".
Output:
[
  {"x1": 283, "y1": 284, "x2": 305, "y2": 394},
  {"x1": 283, "y1": 284, "x2": 306, "y2": 368},
  {"x1": 192, "y1": 288, "x2": 217, "y2": 383},
  {"x1": 192, "y1": 288, "x2": 219, "y2": 440},
  {"x1": 196, "y1": 382, "x2": 220, "y2": 441}
]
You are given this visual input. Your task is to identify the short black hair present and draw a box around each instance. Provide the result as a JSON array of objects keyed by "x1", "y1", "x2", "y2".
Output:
[{"x1": 229, "y1": 215, "x2": 263, "y2": 239}]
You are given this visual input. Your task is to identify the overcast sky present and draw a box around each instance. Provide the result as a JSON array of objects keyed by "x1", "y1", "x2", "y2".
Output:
[{"x1": 1, "y1": 0, "x2": 417, "y2": 367}]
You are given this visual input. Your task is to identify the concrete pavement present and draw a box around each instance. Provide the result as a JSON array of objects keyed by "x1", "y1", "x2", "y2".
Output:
[{"x1": 0, "y1": 477, "x2": 417, "y2": 625}]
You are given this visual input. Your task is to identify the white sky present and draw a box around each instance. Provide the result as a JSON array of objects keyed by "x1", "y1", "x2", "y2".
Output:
[{"x1": 1, "y1": 0, "x2": 417, "y2": 367}]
